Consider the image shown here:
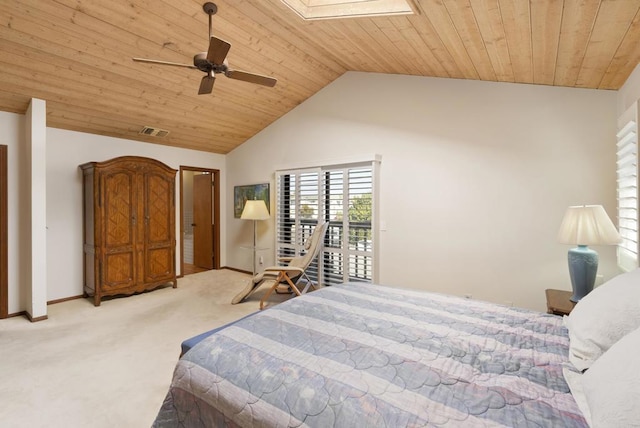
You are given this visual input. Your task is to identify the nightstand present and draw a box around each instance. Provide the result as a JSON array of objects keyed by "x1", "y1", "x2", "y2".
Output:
[{"x1": 545, "y1": 289, "x2": 576, "y2": 316}]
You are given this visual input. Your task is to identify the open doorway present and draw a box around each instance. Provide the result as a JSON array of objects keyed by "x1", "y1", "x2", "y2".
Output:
[{"x1": 180, "y1": 166, "x2": 220, "y2": 276}]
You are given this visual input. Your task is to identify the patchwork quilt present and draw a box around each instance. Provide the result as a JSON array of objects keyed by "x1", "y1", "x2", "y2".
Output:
[{"x1": 153, "y1": 283, "x2": 586, "y2": 427}]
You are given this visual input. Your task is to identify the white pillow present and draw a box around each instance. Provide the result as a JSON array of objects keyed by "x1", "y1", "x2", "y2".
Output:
[
  {"x1": 563, "y1": 367, "x2": 592, "y2": 426},
  {"x1": 580, "y1": 326, "x2": 640, "y2": 428},
  {"x1": 564, "y1": 268, "x2": 640, "y2": 371}
]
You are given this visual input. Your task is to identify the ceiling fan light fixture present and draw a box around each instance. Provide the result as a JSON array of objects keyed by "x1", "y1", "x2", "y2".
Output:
[{"x1": 280, "y1": 0, "x2": 417, "y2": 20}]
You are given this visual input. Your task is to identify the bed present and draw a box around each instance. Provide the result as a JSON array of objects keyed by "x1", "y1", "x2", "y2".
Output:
[
  {"x1": 152, "y1": 281, "x2": 612, "y2": 427},
  {"x1": 153, "y1": 271, "x2": 640, "y2": 427}
]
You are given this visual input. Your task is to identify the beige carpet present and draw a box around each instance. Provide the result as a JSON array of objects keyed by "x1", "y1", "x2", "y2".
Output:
[{"x1": 0, "y1": 269, "x2": 292, "y2": 428}]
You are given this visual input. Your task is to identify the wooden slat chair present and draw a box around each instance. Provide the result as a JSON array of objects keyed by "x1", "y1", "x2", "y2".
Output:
[{"x1": 231, "y1": 222, "x2": 329, "y2": 309}]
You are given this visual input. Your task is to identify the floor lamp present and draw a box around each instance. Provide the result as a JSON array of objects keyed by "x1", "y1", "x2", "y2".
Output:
[
  {"x1": 241, "y1": 200, "x2": 270, "y2": 277},
  {"x1": 557, "y1": 205, "x2": 621, "y2": 302}
]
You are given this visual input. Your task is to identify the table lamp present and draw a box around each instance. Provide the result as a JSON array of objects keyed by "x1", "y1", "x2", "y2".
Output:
[
  {"x1": 557, "y1": 205, "x2": 621, "y2": 302},
  {"x1": 241, "y1": 200, "x2": 270, "y2": 277}
]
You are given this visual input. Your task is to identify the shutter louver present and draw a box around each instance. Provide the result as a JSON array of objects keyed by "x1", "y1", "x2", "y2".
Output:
[
  {"x1": 276, "y1": 170, "x2": 320, "y2": 282},
  {"x1": 617, "y1": 117, "x2": 638, "y2": 272},
  {"x1": 346, "y1": 167, "x2": 373, "y2": 283},
  {"x1": 324, "y1": 170, "x2": 345, "y2": 285}
]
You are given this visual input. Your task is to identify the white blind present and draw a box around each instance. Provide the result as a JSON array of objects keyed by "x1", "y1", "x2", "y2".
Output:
[
  {"x1": 276, "y1": 169, "x2": 320, "y2": 279},
  {"x1": 617, "y1": 116, "x2": 638, "y2": 272},
  {"x1": 346, "y1": 167, "x2": 373, "y2": 282},
  {"x1": 276, "y1": 162, "x2": 376, "y2": 286}
]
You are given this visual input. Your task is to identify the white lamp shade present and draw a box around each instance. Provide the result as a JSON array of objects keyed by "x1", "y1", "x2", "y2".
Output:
[
  {"x1": 241, "y1": 200, "x2": 270, "y2": 220},
  {"x1": 558, "y1": 205, "x2": 622, "y2": 245}
]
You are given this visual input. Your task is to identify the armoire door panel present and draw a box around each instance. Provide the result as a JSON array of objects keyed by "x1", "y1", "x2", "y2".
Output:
[
  {"x1": 103, "y1": 171, "x2": 135, "y2": 248},
  {"x1": 144, "y1": 247, "x2": 174, "y2": 282},
  {"x1": 145, "y1": 172, "x2": 173, "y2": 243},
  {"x1": 103, "y1": 252, "x2": 135, "y2": 290}
]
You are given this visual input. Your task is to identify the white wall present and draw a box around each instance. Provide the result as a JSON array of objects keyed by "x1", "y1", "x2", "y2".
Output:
[
  {"x1": 618, "y1": 64, "x2": 640, "y2": 116},
  {"x1": 1, "y1": 112, "x2": 227, "y2": 315},
  {"x1": 0, "y1": 69, "x2": 625, "y2": 315},
  {"x1": 226, "y1": 72, "x2": 618, "y2": 311},
  {"x1": 45, "y1": 128, "x2": 227, "y2": 304}
]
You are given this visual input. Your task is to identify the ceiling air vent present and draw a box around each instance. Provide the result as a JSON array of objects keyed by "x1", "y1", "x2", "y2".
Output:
[{"x1": 139, "y1": 126, "x2": 169, "y2": 138}]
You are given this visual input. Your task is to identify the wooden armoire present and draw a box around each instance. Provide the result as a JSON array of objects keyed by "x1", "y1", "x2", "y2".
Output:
[{"x1": 80, "y1": 156, "x2": 177, "y2": 306}]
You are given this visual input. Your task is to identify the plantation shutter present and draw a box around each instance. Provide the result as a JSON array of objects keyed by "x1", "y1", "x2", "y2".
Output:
[
  {"x1": 276, "y1": 160, "x2": 377, "y2": 286},
  {"x1": 617, "y1": 107, "x2": 638, "y2": 272},
  {"x1": 276, "y1": 168, "x2": 321, "y2": 280},
  {"x1": 322, "y1": 166, "x2": 374, "y2": 286}
]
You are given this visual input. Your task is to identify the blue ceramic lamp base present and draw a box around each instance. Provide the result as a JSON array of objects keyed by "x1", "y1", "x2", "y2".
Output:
[{"x1": 567, "y1": 245, "x2": 598, "y2": 303}]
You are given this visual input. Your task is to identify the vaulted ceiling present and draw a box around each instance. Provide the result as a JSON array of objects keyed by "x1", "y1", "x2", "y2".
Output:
[{"x1": 1, "y1": 1, "x2": 639, "y2": 154}]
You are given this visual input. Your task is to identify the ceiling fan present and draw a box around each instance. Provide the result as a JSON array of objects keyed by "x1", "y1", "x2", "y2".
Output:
[{"x1": 133, "y1": 2, "x2": 277, "y2": 95}]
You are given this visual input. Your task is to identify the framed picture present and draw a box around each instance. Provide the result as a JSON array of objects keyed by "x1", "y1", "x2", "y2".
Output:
[{"x1": 234, "y1": 183, "x2": 270, "y2": 218}]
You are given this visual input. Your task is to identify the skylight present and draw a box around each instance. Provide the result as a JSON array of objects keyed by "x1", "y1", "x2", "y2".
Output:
[{"x1": 280, "y1": 0, "x2": 416, "y2": 20}]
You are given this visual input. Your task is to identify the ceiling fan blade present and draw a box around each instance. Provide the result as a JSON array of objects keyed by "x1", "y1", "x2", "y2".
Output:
[
  {"x1": 225, "y1": 69, "x2": 277, "y2": 87},
  {"x1": 198, "y1": 75, "x2": 215, "y2": 95},
  {"x1": 206, "y1": 37, "x2": 231, "y2": 65},
  {"x1": 133, "y1": 57, "x2": 197, "y2": 69}
]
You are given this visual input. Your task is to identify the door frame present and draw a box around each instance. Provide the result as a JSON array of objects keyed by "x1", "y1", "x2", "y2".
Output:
[
  {"x1": 179, "y1": 166, "x2": 220, "y2": 276},
  {"x1": 1, "y1": 145, "x2": 7, "y2": 318}
]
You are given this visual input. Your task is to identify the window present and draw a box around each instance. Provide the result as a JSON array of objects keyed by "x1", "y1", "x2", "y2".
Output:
[
  {"x1": 617, "y1": 105, "x2": 638, "y2": 272},
  {"x1": 280, "y1": 0, "x2": 415, "y2": 20},
  {"x1": 276, "y1": 160, "x2": 377, "y2": 286}
]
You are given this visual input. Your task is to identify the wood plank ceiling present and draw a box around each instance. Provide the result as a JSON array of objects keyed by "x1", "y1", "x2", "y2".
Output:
[{"x1": 1, "y1": 0, "x2": 639, "y2": 154}]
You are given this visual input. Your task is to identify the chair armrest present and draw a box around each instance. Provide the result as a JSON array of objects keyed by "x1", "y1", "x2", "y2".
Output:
[{"x1": 263, "y1": 266, "x2": 305, "y2": 274}]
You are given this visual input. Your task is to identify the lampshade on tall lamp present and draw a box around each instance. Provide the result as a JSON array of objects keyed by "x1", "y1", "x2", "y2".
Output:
[
  {"x1": 557, "y1": 205, "x2": 621, "y2": 302},
  {"x1": 241, "y1": 200, "x2": 270, "y2": 277}
]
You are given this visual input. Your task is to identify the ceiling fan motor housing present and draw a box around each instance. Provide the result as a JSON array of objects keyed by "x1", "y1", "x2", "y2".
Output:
[{"x1": 193, "y1": 53, "x2": 228, "y2": 74}]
